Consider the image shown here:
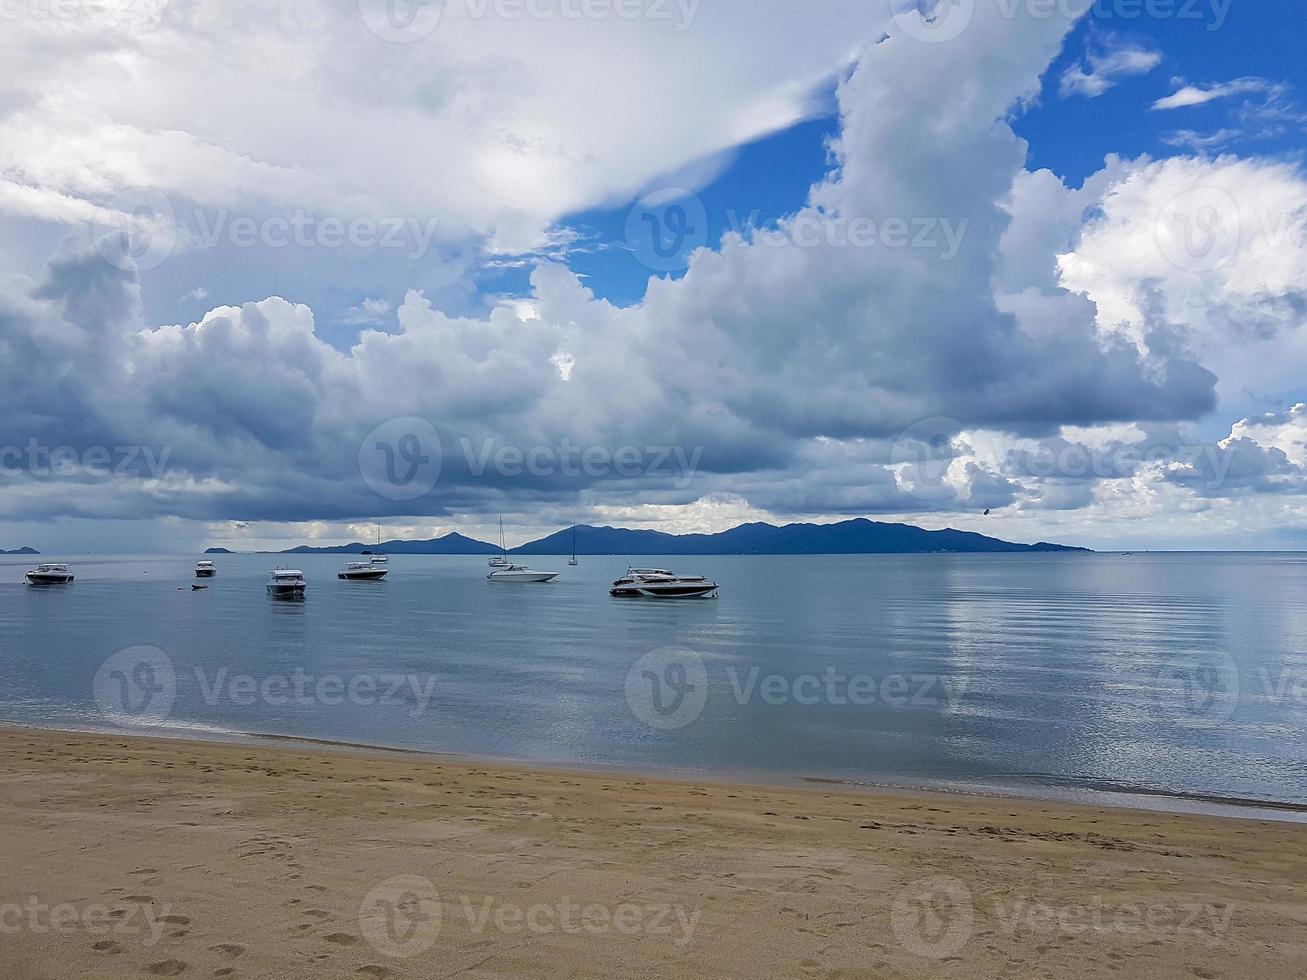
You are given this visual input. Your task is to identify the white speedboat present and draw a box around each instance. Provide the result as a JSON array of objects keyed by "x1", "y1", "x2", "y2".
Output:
[
  {"x1": 339, "y1": 560, "x2": 388, "y2": 581},
  {"x1": 267, "y1": 568, "x2": 307, "y2": 598},
  {"x1": 195, "y1": 560, "x2": 216, "y2": 578},
  {"x1": 25, "y1": 563, "x2": 74, "y2": 585},
  {"x1": 610, "y1": 568, "x2": 719, "y2": 599},
  {"x1": 488, "y1": 565, "x2": 559, "y2": 584}
]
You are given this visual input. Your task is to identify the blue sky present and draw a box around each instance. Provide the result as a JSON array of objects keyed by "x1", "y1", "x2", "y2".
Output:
[{"x1": 470, "y1": 0, "x2": 1305, "y2": 315}]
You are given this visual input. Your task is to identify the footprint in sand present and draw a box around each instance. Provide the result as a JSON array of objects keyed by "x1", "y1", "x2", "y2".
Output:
[
  {"x1": 356, "y1": 967, "x2": 393, "y2": 979},
  {"x1": 324, "y1": 933, "x2": 359, "y2": 946},
  {"x1": 144, "y1": 960, "x2": 189, "y2": 976},
  {"x1": 91, "y1": 940, "x2": 123, "y2": 954},
  {"x1": 159, "y1": 915, "x2": 191, "y2": 925},
  {"x1": 302, "y1": 909, "x2": 331, "y2": 920},
  {"x1": 208, "y1": 945, "x2": 244, "y2": 959},
  {"x1": 211, "y1": 970, "x2": 235, "y2": 978}
]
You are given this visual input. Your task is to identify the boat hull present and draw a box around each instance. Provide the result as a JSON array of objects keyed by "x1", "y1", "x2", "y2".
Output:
[
  {"x1": 338, "y1": 569, "x2": 388, "y2": 581},
  {"x1": 25, "y1": 573, "x2": 74, "y2": 585},
  {"x1": 489, "y1": 572, "x2": 559, "y2": 584},
  {"x1": 266, "y1": 583, "x2": 306, "y2": 599},
  {"x1": 195, "y1": 570, "x2": 216, "y2": 578},
  {"x1": 610, "y1": 584, "x2": 718, "y2": 599}
]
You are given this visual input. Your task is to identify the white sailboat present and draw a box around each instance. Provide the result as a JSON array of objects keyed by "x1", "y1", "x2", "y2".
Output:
[
  {"x1": 569, "y1": 526, "x2": 579, "y2": 566},
  {"x1": 488, "y1": 517, "x2": 510, "y2": 568},
  {"x1": 369, "y1": 524, "x2": 389, "y2": 566}
]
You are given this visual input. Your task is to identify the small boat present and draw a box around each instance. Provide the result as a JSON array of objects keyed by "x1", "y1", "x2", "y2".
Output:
[
  {"x1": 369, "y1": 525, "x2": 389, "y2": 566},
  {"x1": 489, "y1": 516, "x2": 511, "y2": 567},
  {"x1": 339, "y1": 560, "x2": 388, "y2": 581},
  {"x1": 488, "y1": 565, "x2": 560, "y2": 584},
  {"x1": 267, "y1": 568, "x2": 307, "y2": 599},
  {"x1": 610, "y1": 568, "x2": 719, "y2": 599},
  {"x1": 25, "y1": 563, "x2": 74, "y2": 585},
  {"x1": 195, "y1": 560, "x2": 216, "y2": 578},
  {"x1": 192, "y1": 584, "x2": 208, "y2": 591}
]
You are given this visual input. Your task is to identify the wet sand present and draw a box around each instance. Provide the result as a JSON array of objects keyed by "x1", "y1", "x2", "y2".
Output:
[{"x1": 1, "y1": 726, "x2": 1305, "y2": 978}]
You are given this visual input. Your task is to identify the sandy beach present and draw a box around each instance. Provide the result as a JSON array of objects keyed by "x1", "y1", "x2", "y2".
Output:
[{"x1": 1, "y1": 727, "x2": 1304, "y2": 979}]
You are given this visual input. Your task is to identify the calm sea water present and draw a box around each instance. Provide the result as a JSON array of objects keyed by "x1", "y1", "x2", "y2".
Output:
[{"x1": 2, "y1": 553, "x2": 1306, "y2": 810}]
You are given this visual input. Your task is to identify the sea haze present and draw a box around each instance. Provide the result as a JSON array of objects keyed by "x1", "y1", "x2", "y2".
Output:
[{"x1": 2, "y1": 553, "x2": 1304, "y2": 811}]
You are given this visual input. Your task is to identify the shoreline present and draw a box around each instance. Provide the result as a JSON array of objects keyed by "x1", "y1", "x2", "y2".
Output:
[
  {"x1": 6, "y1": 717, "x2": 1306, "y2": 826},
  {"x1": 2, "y1": 726, "x2": 1306, "y2": 978}
]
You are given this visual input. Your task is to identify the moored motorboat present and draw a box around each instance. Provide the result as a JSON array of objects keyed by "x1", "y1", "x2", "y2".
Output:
[
  {"x1": 610, "y1": 568, "x2": 719, "y2": 599},
  {"x1": 266, "y1": 568, "x2": 307, "y2": 598},
  {"x1": 488, "y1": 565, "x2": 559, "y2": 584},
  {"x1": 195, "y1": 560, "x2": 216, "y2": 578},
  {"x1": 25, "y1": 563, "x2": 74, "y2": 585},
  {"x1": 339, "y1": 560, "x2": 388, "y2": 581}
]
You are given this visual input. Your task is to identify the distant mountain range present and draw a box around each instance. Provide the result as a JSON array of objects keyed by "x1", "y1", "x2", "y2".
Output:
[
  {"x1": 283, "y1": 533, "x2": 499, "y2": 556},
  {"x1": 271, "y1": 520, "x2": 1088, "y2": 556},
  {"x1": 1, "y1": 547, "x2": 39, "y2": 555}
]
